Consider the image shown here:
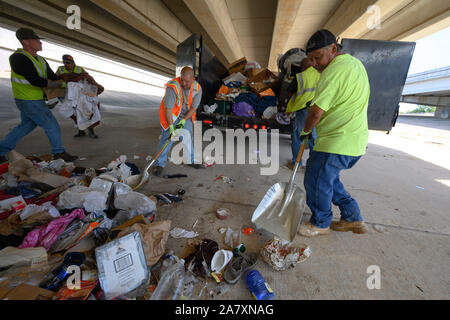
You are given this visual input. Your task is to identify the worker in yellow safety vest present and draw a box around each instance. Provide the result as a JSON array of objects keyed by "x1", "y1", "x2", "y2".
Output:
[
  {"x1": 0, "y1": 27, "x2": 78, "y2": 164},
  {"x1": 56, "y1": 54, "x2": 85, "y2": 88},
  {"x1": 153, "y1": 66, "x2": 203, "y2": 177},
  {"x1": 56, "y1": 54, "x2": 103, "y2": 138},
  {"x1": 285, "y1": 57, "x2": 320, "y2": 170},
  {"x1": 297, "y1": 29, "x2": 370, "y2": 237}
]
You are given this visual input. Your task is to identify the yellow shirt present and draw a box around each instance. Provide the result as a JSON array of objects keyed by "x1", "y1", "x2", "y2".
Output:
[{"x1": 311, "y1": 54, "x2": 370, "y2": 156}]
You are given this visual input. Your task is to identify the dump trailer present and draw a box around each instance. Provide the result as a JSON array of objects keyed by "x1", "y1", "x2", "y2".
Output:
[{"x1": 176, "y1": 34, "x2": 416, "y2": 135}]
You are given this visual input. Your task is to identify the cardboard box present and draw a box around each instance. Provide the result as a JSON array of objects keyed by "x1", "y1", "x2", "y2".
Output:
[
  {"x1": 3, "y1": 283, "x2": 55, "y2": 300},
  {"x1": 245, "y1": 68, "x2": 262, "y2": 79},
  {"x1": 227, "y1": 57, "x2": 247, "y2": 75},
  {"x1": 248, "y1": 69, "x2": 278, "y2": 94}
]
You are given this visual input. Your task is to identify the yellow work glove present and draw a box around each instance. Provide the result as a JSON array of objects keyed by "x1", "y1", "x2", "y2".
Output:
[{"x1": 300, "y1": 130, "x2": 312, "y2": 146}]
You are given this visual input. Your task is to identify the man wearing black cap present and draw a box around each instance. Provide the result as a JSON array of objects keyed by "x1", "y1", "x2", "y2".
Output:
[
  {"x1": 0, "y1": 27, "x2": 78, "y2": 164},
  {"x1": 297, "y1": 29, "x2": 370, "y2": 237},
  {"x1": 56, "y1": 54, "x2": 103, "y2": 138}
]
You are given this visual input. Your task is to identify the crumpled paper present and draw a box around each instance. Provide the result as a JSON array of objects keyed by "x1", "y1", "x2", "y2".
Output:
[
  {"x1": 118, "y1": 220, "x2": 171, "y2": 266},
  {"x1": 169, "y1": 227, "x2": 199, "y2": 239}
]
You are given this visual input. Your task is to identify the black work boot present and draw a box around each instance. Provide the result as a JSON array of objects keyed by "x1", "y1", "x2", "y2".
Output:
[
  {"x1": 74, "y1": 130, "x2": 86, "y2": 137},
  {"x1": 88, "y1": 128, "x2": 98, "y2": 139},
  {"x1": 54, "y1": 151, "x2": 78, "y2": 162}
]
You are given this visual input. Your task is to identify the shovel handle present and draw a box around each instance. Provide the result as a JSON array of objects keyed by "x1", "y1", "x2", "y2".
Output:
[{"x1": 295, "y1": 143, "x2": 306, "y2": 165}]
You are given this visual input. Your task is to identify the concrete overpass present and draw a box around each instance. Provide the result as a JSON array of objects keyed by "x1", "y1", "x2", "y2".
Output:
[
  {"x1": 402, "y1": 66, "x2": 450, "y2": 118},
  {"x1": 1, "y1": 0, "x2": 449, "y2": 77}
]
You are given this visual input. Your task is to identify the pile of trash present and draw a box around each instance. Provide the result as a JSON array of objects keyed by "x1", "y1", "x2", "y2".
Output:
[
  {"x1": 0, "y1": 150, "x2": 310, "y2": 300},
  {"x1": 203, "y1": 57, "x2": 290, "y2": 125},
  {"x1": 0, "y1": 150, "x2": 161, "y2": 300}
]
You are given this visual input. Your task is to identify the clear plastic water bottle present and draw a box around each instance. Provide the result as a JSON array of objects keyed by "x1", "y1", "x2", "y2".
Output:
[{"x1": 246, "y1": 269, "x2": 274, "y2": 300}]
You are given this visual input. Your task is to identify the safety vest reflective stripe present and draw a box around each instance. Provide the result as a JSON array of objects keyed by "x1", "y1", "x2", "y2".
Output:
[
  {"x1": 10, "y1": 49, "x2": 47, "y2": 100},
  {"x1": 58, "y1": 66, "x2": 83, "y2": 74},
  {"x1": 159, "y1": 78, "x2": 200, "y2": 130},
  {"x1": 15, "y1": 49, "x2": 47, "y2": 78},
  {"x1": 294, "y1": 73, "x2": 316, "y2": 97},
  {"x1": 11, "y1": 77, "x2": 31, "y2": 85}
]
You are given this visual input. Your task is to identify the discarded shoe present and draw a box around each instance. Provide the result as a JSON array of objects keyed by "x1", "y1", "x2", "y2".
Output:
[
  {"x1": 88, "y1": 128, "x2": 98, "y2": 139},
  {"x1": 153, "y1": 166, "x2": 164, "y2": 177},
  {"x1": 188, "y1": 164, "x2": 203, "y2": 169},
  {"x1": 53, "y1": 151, "x2": 78, "y2": 162},
  {"x1": 330, "y1": 220, "x2": 369, "y2": 234},
  {"x1": 224, "y1": 252, "x2": 258, "y2": 285},
  {"x1": 74, "y1": 130, "x2": 86, "y2": 138},
  {"x1": 297, "y1": 221, "x2": 330, "y2": 237}
]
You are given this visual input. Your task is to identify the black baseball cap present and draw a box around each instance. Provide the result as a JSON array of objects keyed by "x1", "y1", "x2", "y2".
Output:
[
  {"x1": 16, "y1": 27, "x2": 44, "y2": 41},
  {"x1": 62, "y1": 55, "x2": 75, "y2": 63},
  {"x1": 306, "y1": 29, "x2": 338, "y2": 54}
]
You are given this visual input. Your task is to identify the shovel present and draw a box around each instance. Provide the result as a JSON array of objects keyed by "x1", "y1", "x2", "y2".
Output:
[
  {"x1": 132, "y1": 135, "x2": 173, "y2": 191},
  {"x1": 251, "y1": 143, "x2": 307, "y2": 242}
]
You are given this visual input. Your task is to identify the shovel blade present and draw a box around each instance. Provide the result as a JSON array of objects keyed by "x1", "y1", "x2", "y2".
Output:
[{"x1": 252, "y1": 182, "x2": 306, "y2": 242}]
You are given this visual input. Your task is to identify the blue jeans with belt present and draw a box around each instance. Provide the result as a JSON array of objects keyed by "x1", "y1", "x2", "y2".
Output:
[
  {"x1": 155, "y1": 117, "x2": 194, "y2": 168},
  {"x1": 0, "y1": 99, "x2": 65, "y2": 156},
  {"x1": 304, "y1": 150, "x2": 364, "y2": 228},
  {"x1": 292, "y1": 108, "x2": 317, "y2": 165}
]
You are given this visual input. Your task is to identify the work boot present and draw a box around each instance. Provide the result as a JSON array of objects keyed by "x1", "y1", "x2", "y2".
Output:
[
  {"x1": 287, "y1": 162, "x2": 295, "y2": 170},
  {"x1": 54, "y1": 151, "x2": 78, "y2": 162},
  {"x1": 0, "y1": 155, "x2": 7, "y2": 164},
  {"x1": 330, "y1": 220, "x2": 369, "y2": 234},
  {"x1": 88, "y1": 127, "x2": 98, "y2": 139},
  {"x1": 298, "y1": 221, "x2": 330, "y2": 237},
  {"x1": 188, "y1": 164, "x2": 203, "y2": 169},
  {"x1": 74, "y1": 130, "x2": 86, "y2": 138},
  {"x1": 153, "y1": 166, "x2": 164, "y2": 177}
]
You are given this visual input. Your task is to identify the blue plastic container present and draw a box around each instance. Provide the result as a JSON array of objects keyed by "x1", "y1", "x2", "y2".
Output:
[{"x1": 246, "y1": 270, "x2": 274, "y2": 300}]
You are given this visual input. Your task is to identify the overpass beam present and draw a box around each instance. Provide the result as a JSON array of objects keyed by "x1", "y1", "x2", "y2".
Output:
[
  {"x1": 183, "y1": 0, "x2": 244, "y2": 64},
  {"x1": 267, "y1": 0, "x2": 303, "y2": 71}
]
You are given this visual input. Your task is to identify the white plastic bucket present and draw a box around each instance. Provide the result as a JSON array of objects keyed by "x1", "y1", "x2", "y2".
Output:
[{"x1": 211, "y1": 249, "x2": 234, "y2": 273}]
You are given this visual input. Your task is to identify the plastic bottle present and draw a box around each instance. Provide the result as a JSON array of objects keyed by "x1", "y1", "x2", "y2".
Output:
[{"x1": 246, "y1": 270, "x2": 274, "y2": 300}]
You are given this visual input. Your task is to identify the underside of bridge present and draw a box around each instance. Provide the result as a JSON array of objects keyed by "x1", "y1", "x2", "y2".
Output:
[{"x1": 0, "y1": 0, "x2": 449, "y2": 77}]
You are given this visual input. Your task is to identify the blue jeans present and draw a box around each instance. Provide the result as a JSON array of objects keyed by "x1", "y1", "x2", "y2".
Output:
[
  {"x1": 0, "y1": 99, "x2": 64, "y2": 156},
  {"x1": 155, "y1": 118, "x2": 194, "y2": 168},
  {"x1": 292, "y1": 108, "x2": 317, "y2": 165},
  {"x1": 304, "y1": 151, "x2": 363, "y2": 228}
]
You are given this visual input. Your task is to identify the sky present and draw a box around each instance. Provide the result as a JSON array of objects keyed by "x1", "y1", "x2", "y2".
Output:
[{"x1": 0, "y1": 24, "x2": 449, "y2": 99}]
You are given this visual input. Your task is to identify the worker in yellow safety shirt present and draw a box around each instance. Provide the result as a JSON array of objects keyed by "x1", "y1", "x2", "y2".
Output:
[
  {"x1": 297, "y1": 29, "x2": 370, "y2": 237},
  {"x1": 56, "y1": 54, "x2": 104, "y2": 138},
  {"x1": 285, "y1": 57, "x2": 320, "y2": 170},
  {"x1": 153, "y1": 66, "x2": 203, "y2": 177},
  {"x1": 0, "y1": 27, "x2": 78, "y2": 164}
]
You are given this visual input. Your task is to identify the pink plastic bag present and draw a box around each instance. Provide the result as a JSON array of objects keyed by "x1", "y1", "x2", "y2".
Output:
[{"x1": 19, "y1": 209, "x2": 86, "y2": 251}]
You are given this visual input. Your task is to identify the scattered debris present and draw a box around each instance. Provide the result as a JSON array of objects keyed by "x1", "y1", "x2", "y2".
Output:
[
  {"x1": 214, "y1": 175, "x2": 233, "y2": 184},
  {"x1": 169, "y1": 227, "x2": 199, "y2": 239},
  {"x1": 163, "y1": 174, "x2": 188, "y2": 179},
  {"x1": 216, "y1": 208, "x2": 230, "y2": 220},
  {"x1": 260, "y1": 237, "x2": 311, "y2": 271}
]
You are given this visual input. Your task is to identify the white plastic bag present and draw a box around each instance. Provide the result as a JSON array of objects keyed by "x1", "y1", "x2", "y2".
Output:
[
  {"x1": 114, "y1": 191, "x2": 156, "y2": 215},
  {"x1": 57, "y1": 186, "x2": 108, "y2": 213}
]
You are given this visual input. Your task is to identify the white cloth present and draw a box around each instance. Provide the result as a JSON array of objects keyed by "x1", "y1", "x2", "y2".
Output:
[{"x1": 56, "y1": 81, "x2": 101, "y2": 130}]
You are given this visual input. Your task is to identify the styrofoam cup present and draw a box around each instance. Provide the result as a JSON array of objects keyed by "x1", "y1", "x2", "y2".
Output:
[{"x1": 211, "y1": 249, "x2": 234, "y2": 273}]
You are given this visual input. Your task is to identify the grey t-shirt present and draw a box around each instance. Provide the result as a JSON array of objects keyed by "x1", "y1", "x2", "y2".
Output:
[{"x1": 163, "y1": 85, "x2": 202, "y2": 120}]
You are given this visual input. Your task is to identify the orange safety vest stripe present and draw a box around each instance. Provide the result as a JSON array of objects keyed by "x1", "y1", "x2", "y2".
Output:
[{"x1": 159, "y1": 77, "x2": 200, "y2": 130}]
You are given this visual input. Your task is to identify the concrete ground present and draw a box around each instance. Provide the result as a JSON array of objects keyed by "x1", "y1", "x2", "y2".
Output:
[{"x1": 0, "y1": 79, "x2": 449, "y2": 299}]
